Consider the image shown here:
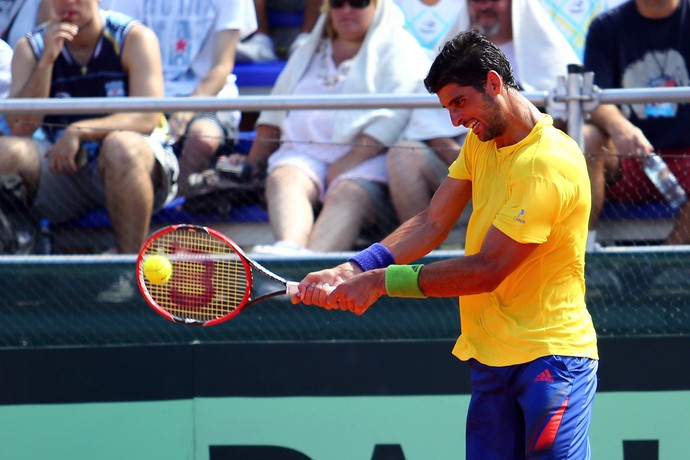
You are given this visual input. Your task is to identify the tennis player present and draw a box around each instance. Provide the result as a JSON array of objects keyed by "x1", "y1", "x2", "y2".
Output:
[{"x1": 295, "y1": 31, "x2": 599, "y2": 460}]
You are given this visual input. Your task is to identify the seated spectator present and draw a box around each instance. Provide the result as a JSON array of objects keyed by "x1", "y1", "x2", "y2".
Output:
[
  {"x1": 237, "y1": 0, "x2": 322, "y2": 61},
  {"x1": 229, "y1": 0, "x2": 430, "y2": 253},
  {"x1": 387, "y1": 0, "x2": 578, "y2": 225},
  {"x1": 0, "y1": 0, "x2": 52, "y2": 47},
  {"x1": 583, "y1": 0, "x2": 690, "y2": 245},
  {"x1": 105, "y1": 0, "x2": 258, "y2": 197},
  {"x1": 0, "y1": 2, "x2": 177, "y2": 264},
  {"x1": 387, "y1": 0, "x2": 467, "y2": 223}
]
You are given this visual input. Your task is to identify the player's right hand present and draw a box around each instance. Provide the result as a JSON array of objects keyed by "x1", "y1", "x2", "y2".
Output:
[{"x1": 293, "y1": 262, "x2": 361, "y2": 307}]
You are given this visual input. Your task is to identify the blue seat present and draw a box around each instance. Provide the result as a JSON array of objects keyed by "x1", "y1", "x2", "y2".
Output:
[
  {"x1": 234, "y1": 61, "x2": 285, "y2": 89},
  {"x1": 65, "y1": 197, "x2": 268, "y2": 230},
  {"x1": 151, "y1": 197, "x2": 268, "y2": 225}
]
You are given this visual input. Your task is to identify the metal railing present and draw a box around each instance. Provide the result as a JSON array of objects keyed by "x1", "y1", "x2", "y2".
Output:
[{"x1": 0, "y1": 69, "x2": 689, "y2": 151}]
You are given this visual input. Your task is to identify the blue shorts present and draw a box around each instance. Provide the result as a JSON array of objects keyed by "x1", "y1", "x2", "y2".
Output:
[{"x1": 466, "y1": 356, "x2": 598, "y2": 460}]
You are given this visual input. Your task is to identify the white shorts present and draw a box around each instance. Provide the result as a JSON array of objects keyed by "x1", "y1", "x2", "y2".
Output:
[{"x1": 267, "y1": 148, "x2": 388, "y2": 202}]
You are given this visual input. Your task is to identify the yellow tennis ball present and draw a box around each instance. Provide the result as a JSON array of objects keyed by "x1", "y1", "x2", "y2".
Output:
[{"x1": 143, "y1": 254, "x2": 172, "y2": 285}]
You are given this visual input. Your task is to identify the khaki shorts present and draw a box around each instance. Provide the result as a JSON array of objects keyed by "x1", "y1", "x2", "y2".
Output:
[{"x1": 31, "y1": 136, "x2": 179, "y2": 224}]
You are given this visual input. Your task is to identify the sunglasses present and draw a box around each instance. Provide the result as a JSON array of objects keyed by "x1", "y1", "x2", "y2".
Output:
[{"x1": 329, "y1": 0, "x2": 372, "y2": 9}]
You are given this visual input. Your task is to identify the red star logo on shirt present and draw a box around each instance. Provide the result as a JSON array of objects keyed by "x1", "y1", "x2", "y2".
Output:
[{"x1": 175, "y1": 34, "x2": 188, "y2": 54}]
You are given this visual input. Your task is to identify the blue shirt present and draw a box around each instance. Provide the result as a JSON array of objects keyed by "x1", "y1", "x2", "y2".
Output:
[{"x1": 583, "y1": 0, "x2": 690, "y2": 150}]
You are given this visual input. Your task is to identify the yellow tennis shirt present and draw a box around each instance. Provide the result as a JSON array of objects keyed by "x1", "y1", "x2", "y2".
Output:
[{"x1": 448, "y1": 115, "x2": 598, "y2": 366}]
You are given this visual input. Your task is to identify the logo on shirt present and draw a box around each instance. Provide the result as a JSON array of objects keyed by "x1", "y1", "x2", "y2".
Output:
[
  {"x1": 513, "y1": 209, "x2": 526, "y2": 224},
  {"x1": 105, "y1": 80, "x2": 125, "y2": 97}
]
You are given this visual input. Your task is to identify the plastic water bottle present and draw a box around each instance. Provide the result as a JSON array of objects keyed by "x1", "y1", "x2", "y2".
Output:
[{"x1": 642, "y1": 152, "x2": 688, "y2": 210}]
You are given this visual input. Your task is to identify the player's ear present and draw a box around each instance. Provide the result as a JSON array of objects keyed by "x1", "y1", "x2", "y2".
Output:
[{"x1": 485, "y1": 70, "x2": 503, "y2": 95}]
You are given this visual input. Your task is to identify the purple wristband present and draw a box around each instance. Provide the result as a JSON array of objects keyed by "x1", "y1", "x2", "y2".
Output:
[{"x1": 348, "y1": 243, "x2": 395, "y2": 272}]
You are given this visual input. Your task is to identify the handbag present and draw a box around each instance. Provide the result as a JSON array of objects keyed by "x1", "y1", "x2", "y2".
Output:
[{"x1": 182, "y1": 159, "x2": 266, "y2": 216}]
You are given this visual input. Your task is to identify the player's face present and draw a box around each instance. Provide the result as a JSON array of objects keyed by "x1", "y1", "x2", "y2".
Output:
[{"x1": 437, "y1": 82, "x2": 507, "y2": 142}]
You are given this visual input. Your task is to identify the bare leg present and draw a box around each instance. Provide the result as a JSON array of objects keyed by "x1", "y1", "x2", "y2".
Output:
[
  {"x1": 308, "y1": 179, "x2": 375, "y2": 251},
  {"x1": 0, "y1": 137, "x2": 42, "y2": 194},
  {"x1": 177, "y1": 118, "x2": 223, "y2": 196},
  {"x1": 387, "y1": 140, "x2": 444, "y2": 222},
  {"x1": 265, "y1": 165, "x2": 319, "y2": 247},
  {"x1": 99, "y1": 132, "x2": 157, "y2": 254}
]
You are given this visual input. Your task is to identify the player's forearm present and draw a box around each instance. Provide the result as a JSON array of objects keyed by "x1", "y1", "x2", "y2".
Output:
[
  {"x1": 418, "y1": 254, "x2": 502, "y2": 297},
  {"x1": 381, "y1": 211, "x2": 450, "y2": 264}
]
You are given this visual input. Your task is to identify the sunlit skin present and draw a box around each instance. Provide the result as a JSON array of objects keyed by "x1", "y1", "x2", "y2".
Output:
[
  {"x1": 438, "y1": 82, "x2": 507, "y2": 143},
  {"x1": 437, "y1": 71, "x2": 541, "y2": 149}
]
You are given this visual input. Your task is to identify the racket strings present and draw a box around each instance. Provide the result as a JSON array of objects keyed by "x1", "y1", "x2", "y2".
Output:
[{"x1": 141, "y1": 227, "x2": 250, "y2": 323}]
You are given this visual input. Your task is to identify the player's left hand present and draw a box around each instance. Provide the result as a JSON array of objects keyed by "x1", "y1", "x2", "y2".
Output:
[
  {"x1": 326, "y1": 269, "x2": 386, "y2": 316},
  {"x1": 295, "y1": 266, "x2": 386, "y2": 316}
]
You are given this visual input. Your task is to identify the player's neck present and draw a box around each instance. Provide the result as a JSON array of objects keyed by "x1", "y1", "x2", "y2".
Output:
[
  {"x1": 636, "y1": 0, "x2": 679, "y2": 19},
  {"x1": 495, "y1": 92, "x2": 542, "y2": 149}
]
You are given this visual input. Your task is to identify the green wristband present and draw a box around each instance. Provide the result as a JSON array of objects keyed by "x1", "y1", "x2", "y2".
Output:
[{"x1": 385, "y1": 264, "x2": 427, "y2": 298}]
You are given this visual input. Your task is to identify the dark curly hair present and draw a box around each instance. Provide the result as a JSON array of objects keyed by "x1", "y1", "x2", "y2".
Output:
[{"x1": 424, "y1": 30, "x2": 519, "y2": 94}]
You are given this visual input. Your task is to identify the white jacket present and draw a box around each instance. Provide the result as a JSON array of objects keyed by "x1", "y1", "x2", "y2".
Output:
[{"x1": 258, "y1": 0, "x2": 431, "y2": 147}]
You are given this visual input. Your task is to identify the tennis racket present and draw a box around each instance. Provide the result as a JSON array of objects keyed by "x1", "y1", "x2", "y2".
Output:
[{"x1": 135, "y1": 224, "x2": 299, "y2": 326}]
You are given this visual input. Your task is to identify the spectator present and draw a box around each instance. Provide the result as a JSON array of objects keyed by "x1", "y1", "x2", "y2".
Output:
[
  {"x1": 387, "y1": 0, "x2": 578, "y2": 226},
  {"x1": 237, "y1": 0, "x2": 322, "y2": 61},
  {"x1": 583, "y1": 0, "x2": 690, "y2": 245},
  {"x1": 105, "y1": 0, "x2": 258, "y2": 197},
  {"x1": 0, "y1": 0, "x2": 178, "y2": 297},
  {"x1": 0, "y1": 0, "x2": 52, "y2": 47},
  {"x1": 232, "y1": 0, "x2": 430, "y2": 253},
  {"x1": 387, "y1": 0, "x2": 467, "y2": 225}
]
